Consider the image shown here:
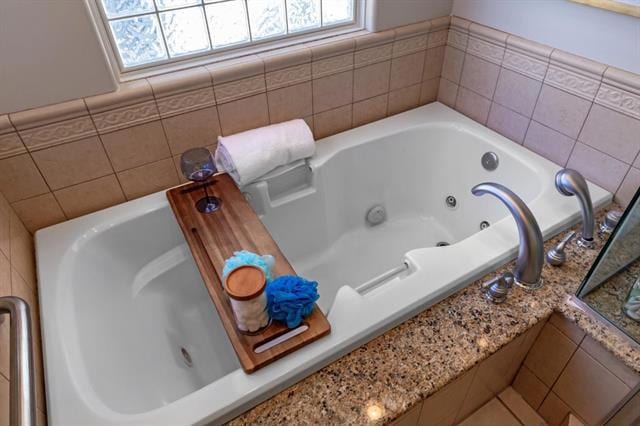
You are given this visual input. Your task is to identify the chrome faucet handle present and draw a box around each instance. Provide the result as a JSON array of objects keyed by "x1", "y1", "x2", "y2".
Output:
[
  {"x1": 555, "y1": 169, "x2": 595, "y2": 249},
  {"x1": 600, "y1": 210, "x2": 622, "y2": 234},
  {"x1": 483, "y1": 273, "x2": 514, "y2": 304},
  {"x1": 546, "y1": 231, "x2": 576, "y2": 266}
]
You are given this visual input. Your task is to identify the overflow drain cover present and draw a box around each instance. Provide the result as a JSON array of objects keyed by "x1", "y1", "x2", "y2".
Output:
[{"x1": 481, "y1": 152, "x2": 499, "y2": 171}]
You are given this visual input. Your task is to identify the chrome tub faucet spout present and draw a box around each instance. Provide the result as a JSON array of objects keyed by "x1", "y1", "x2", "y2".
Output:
[
  {"x1": 555, "y1": 169, "x2": 595, "y2": 249},
  {"x1": 472, "y1": 182, "x2": 544, "y2": 291}
]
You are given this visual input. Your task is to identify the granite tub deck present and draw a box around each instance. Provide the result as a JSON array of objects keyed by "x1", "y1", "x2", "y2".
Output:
[{"x1": 230, "y1": 205, "x2": 640, "y2": 425}]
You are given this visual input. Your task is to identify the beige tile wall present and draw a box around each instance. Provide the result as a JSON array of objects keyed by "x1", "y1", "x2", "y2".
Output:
[
  {"x1": 391, "y1": 313, "x2": 639, "y2": 426},
  {"x1": 389, "y1": 317, "x2": 546, "y2": 426},
  {"x1": 0, "y1": 17, "x2": 448, "y2": 234},
  {"x1": 439, "y1": 16, "x2": 640, "y2": 208},
  {"x1": 0, "y1": 190, "x2": 46, "y2": 426},
  {"x1": 513, "y1": 313, "x2": 639, "y2": 425}
]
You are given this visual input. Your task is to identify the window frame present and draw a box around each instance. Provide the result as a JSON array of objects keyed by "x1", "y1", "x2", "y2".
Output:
[{"x1": 88, "y1": 0, "x2": 366, "y2": 81}]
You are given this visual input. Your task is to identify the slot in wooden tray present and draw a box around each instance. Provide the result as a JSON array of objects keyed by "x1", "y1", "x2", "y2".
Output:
[{"x1": 166, "y1": 174, "x2": 331, "y2": 373}]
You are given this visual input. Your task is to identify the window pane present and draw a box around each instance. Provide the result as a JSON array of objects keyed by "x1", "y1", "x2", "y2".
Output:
[
  {"x1": 287, "y1": 0, "x2": 320, "y2": 32},
  {"x1": 155, "y1": 0, "x2": 202, "y2": 10},
  {"x1": 101, "y1": 0, "x2": 155, "y2": 19},
  {"x1": 322, "y1": 0, "x2": 353, "y2": 25},
  {"x1": 160, "y1": 7, "x2": 210, "y2": 57},
  {"x1": 205, "y1": 1, "x2": 251, "y2": 48},
  {"x1": 110, "y1": 14, "x2": 168, "y2": 67},
  {"x1": 247, "y1": 0, "x2": 287, "y2": 40}
]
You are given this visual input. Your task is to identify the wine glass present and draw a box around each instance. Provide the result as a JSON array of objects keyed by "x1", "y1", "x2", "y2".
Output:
[{"x1": 180, "y1": 147, "x2": 221, "y2": 214}]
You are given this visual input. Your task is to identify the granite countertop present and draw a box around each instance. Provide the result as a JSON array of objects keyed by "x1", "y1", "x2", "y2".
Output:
[{"x1": 231, "y1": 206, "x2": 640, "y2": 425}]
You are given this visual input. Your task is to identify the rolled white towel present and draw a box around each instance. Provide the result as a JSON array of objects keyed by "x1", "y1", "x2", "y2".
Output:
[{"x1": 214, "y1": 119, "x2": 315, "y2": 186}]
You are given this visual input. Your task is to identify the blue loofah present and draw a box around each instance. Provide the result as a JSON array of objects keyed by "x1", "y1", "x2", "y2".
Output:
[
  {"x1": 266, "y1": 275, "x2": 319, "y2": 328},
  {"x1": 222, "y1": 250, "x2": 275, "y2": 281}
]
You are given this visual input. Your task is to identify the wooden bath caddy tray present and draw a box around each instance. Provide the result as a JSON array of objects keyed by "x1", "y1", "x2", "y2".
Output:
[{"x1": 166, "y1": 174, "x2": 331, "y2": 373}]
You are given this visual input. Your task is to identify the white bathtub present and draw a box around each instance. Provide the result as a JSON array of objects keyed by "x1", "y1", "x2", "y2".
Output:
[{"x1": 36, "y1": 103, "x2": 611, "y2": 425}]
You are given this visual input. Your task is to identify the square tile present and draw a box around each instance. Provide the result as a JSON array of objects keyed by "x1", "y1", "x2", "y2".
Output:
[
  {"x1": 391, "y1": 402, "x2": 422, "y2": 426},
  {"x1": 312, "y1": 71, "x2": 353, "y2": 113},
  {"x1": 512, "y1": 365, "x2": 549, "y2": 410},
  {"x1": 32, "y1": 137, "x2": 113, "y2": 190},
  {"x1": 458, "y1": 398, "x2": 519, "y2": 426},
  {"x1": 460, "y1": 54, "x2": 500, "y2": 100},
  {"x1": 441, "y1": 47, "x2": 465, "y2": 84},
  {"x1": 420, "y1": 79, "x2": 439, "y2": 105},
  {"x1": 578, "y1": 103, "x2": 640, "y2": 163},
  {"x1": 9, "y1": 214, "x2": 35, "y2": 289},
  {"x1": 498, "y1": 387, "x2": 547, "y2": 426},
  {"x1": 353, "y1": 61, "x2": 391, "y2": 102},
  {"x1": 0, "y1": 154, "x2": 49, "y2": 202},
  {"x1": 0, "y1": 194, "x2": 11, "y2": 259},
  {"x1": 54, "y1": 175, "x2": 125, "y2": 219},
  {"x1": 423, "y1": 46, "x2": 445, "y2": 80},
  {"x1": 390, "y1": 51, "x2": 426, "y2": 91},
  {"x1": 218, "y1": 93, "x2": 270, "y2": 136},
  {"x1": 493, "y1": 68, "x2": 542, "y2": 117},
  {"x1": 524, "y1": 121, "x2": 576, "y2": 166},
  {"x1": 117, "y1": 158, "x2": 179, "y2": 200},
  {"x1": 538, "y1": 392, "x2": 572, "y2": 426},
  {"x1": 100, "y1": 121, "x2": 171, "y2": 172},
  {"x1": 579, "y1": 336, "x2": 640, "y2": 388},
  {"x1": 313, "y1": 105, "x2": 352, "y2": 139},
  {"x1": 353, "y1": 94, "x2": 388, "y2": 127},
  {"x1": 553, "y1": 349, "x2": 630, "y2": 425},
  {"x1": 419, "y1": 366, "x2": 476, "y2": 426},
  {"x1": 11, "y1": 194, "x2": 66, "y2": 233},
  {"x1": 162, "y1": 107, "x2": 221, "y2": 155},
  {"x1": 615, "y1": 167, "x2": 640, "y2": 207},
  {"x1": 487, "y1": 103, "x2": 530, "y2": 144},
  {"x1": 524, "y1": 323, "x2": 577, "y2": 387},
  {"x1": 532, "y1": 85, "x2": 591, "y2": 139},
  {"x1": 455, "y1": 87, "x2": 491, "y2": 124},
  {"x1": 267, "y1": 82, "x2": 313, "y2": 125},
  {"x1": 388, "y1": 84, "x2": 421, "y2": 115},
  {"x1": 438, "y1": 79, "x2": 458, "y2": 108},
  {"x1": 548, "y1": 313, "x2": 585, "y2": 345},
  {"x1": 567, "y1": 142, "x2": 629, "y2": 193}
]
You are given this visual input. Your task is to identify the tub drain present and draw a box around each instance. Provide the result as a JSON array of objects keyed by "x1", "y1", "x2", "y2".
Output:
[
  {"x1": 366, "y1": 204, "x2": 387, "y2": 226},
  {"x1": 480, "y1": 221, "x2": 490, "y2": 230},
  {"x1": 445, "y1": 195, "x2": 457, "y2": 209},
  {"x1": 180, "y1": 347, "x2": 193, "y2": 368},
  {"x1": 436, "y1": 241, "x2": 450, "y2": 247}
]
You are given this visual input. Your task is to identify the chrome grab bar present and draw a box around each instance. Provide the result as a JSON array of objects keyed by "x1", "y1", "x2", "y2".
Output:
[{"x1": 0, "y1": 297, "x2": 36, "y2": 426}]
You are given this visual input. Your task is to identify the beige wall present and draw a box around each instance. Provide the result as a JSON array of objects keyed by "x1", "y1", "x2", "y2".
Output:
[
  {"x1": 0, "y1": 1, "x2": 116, "y2": 114},
  {"x1": 0, "y1": 191, "x2": 46, "y2": 425}
]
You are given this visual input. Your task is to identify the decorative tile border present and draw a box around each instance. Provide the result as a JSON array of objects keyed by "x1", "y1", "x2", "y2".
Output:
[
  {"x1": 447, "y1": 29, "x2": 468, "y2": 51},
  {"x1": 596, "y1": 84, "x2": 640, "y2": 120},
  {"x1": 0, "y1": 133, "x2": 27, "y2": 159},
  {"x1": 502, "y1": 48, "x2": 549, "y2": 81},
  {"x1": 19, "y1": 116, "x2": 97, "y2": 151},
  {"x1": 91, "y1": 100, "x2": 160, "y2": 134},
  {"x1": 214, "y1": 75, "x2": 266, "y2": 104},
  {"x1": 545, "y1": 65, "x2": 601, "y2": 101},
  {"x1": 392, "y1": 35, "x2": 427, "y2": 58},
  {"x1": 466, "y1": 36, "x2": 504, "y2": 65},
  {"x1": 312, "y1": 53, "x2": 354, "y2": 78},
  {"x1": 354, "y1": 43, "x2": 393, "y2": 68},
  {"x1": 156, "y1": 87, "x2": 216, "y2": 118},
  {"x1": 265, "y1": 63, "x2": 312, "y2": 90},
  {"x1": 428, "y1": 30, "x2": 448, "y2": 48}
]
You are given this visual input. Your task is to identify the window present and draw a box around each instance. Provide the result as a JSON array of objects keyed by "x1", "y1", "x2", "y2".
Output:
[{"x1": 97, "y1": 0, "x2": 358, "y2": 71}]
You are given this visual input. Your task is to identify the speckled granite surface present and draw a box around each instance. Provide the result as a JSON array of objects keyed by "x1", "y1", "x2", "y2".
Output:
[{"x1": 230, "y1": 206, "x2": 640, "y2": 425}]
